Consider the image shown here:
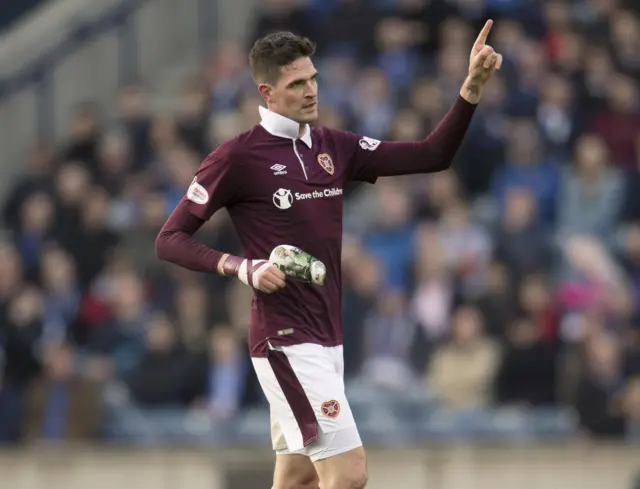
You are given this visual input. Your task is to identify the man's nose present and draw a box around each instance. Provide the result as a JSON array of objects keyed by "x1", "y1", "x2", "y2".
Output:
[{"x1": 305, "y1": 81, "x2": 317, "y2": 96}]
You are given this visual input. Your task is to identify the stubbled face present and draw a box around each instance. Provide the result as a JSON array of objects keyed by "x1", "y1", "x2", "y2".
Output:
[{"x1": 259, "y1": 56, "x2": 319, "y2": 125}]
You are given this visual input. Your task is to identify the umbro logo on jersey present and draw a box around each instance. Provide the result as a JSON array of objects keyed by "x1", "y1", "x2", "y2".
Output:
[{"x1": 270, "y1": 163, "x2": 287, "y2": 175}]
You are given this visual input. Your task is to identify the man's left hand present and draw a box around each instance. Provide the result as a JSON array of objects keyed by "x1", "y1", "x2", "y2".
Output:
[{"x1": 460, "y1": 19, "x2": 503, "y2": 104}]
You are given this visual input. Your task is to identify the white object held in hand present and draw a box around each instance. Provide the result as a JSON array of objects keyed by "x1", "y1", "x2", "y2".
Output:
[{"x1": 269, "y1": 245, "x2": 326, "y2": 285}]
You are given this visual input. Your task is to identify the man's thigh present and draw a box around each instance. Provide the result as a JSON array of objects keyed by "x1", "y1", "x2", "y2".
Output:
[
  {"x1": 277, "y1": 427, "x2": 366, "y2": 489},
  {"x1": 273, "y1": 425, "x2": 365, "y2": 488},
  {"x1": 274, "y1": 442, "x2": 367, "y2": 489},
  {"x1": 252, "y1": 343, "x2": 357, "y2": 453}
]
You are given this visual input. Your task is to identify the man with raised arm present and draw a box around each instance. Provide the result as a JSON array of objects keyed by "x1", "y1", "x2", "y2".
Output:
[{"x1": 156, "y1": 20, "x2": 502, "y2": 489}]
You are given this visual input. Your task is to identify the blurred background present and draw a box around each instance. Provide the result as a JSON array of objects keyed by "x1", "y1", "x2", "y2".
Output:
[{"x1": 0, "y1": 0, "x2": 640, "y2": 488}]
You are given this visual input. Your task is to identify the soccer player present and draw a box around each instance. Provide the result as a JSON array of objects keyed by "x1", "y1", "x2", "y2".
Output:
[{"x1": 156, "y1": 20, "x2": 502, "y2": 489}]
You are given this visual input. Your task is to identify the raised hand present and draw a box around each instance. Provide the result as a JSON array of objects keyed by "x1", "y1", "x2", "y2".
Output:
[{"x1": 461, "y1": 19, "x2": 503, "y2": 104}]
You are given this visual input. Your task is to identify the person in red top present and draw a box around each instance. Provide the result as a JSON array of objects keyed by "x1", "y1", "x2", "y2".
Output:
[{"x1": 156, "y1": 23, "x2": 502, "y2": 489}]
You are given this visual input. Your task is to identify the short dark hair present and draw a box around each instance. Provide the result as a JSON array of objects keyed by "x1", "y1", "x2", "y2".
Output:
[{"x1": 249, "y1": 32, "x2": 316, "y2": 85}]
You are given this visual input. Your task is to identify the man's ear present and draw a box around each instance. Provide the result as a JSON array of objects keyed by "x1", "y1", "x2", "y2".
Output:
[{"x1": 258, "y1": 83, "x2": 272, "y2": 103}]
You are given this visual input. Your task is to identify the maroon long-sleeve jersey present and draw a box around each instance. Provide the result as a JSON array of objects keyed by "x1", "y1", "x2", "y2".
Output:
[{"x1": 156, "y1": 97, "x2": 476, "y2": 357}]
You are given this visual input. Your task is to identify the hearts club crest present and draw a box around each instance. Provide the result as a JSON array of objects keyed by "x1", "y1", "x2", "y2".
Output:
[{"x1": 317, "y1": 153, "x2": 334, "y2": 175}]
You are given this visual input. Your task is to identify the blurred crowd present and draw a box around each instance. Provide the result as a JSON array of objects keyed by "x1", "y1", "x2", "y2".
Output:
[
  {"x1": 1, "y1": 0, "x2": 640, "y2": 445},
  {"x1": 0, "y1": 0, "x2": 47, "y2": 30}
]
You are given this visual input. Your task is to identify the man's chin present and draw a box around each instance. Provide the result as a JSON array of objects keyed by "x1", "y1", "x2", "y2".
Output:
[{"x1": 298, "y1": 110, "x2": 319, "y2": 124}]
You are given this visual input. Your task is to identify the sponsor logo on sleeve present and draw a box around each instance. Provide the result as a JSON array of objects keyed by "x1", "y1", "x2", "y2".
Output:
[
  {"x1": 359, "y1": 136, "x2": 381, "y2": 151},
  {"x1": 186, "y1": 177, "x2": 209, "y2": 205}
]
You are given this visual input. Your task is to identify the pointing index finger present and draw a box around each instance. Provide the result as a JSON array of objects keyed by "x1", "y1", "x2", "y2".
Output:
[{"x1": 473, "y1": 19, "x2": 494, "y2": 50}]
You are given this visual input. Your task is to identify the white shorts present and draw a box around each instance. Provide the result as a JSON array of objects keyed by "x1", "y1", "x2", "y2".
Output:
[{"x1": 252, "y1": 343, "x2": 362, "y2": 462}]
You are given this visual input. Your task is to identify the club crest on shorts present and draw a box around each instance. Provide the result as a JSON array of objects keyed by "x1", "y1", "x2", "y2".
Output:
[
  {"x1": 317, "y1": 153, "x2": 334, "y2": 175},
  {"x1": 321, "y1": 399, "x2": 341, "y2": 418}
]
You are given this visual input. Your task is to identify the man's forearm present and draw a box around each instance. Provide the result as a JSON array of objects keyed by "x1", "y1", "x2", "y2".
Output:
[
  {"x1": 155, "y1": 204, "x2": 242, "y2": 275},
  {"x1": 373, "y1": 95, "x2": 477, "y2": 177}
]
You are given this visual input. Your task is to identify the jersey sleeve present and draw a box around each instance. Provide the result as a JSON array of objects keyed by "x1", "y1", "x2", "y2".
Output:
[
  {"x1": 334, "y1": 131, "x2": 385, "y2": 184},
  {"x1": 333, "y1": 96, "x2": 477, "y2": 183},
  {"x1": 183, "y1": 143, "x2": 242, "y2": 221}
]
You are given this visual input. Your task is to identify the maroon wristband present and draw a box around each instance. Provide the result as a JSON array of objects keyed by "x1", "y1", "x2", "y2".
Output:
[{"x1": 220, "y1": 255, "x2": 243, "y2": 277}]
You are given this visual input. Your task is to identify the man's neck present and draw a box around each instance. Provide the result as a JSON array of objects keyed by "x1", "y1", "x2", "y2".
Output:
[
  {"x1": 259, "y1": 105, "x2": 312, "y2": 148},
  {"x1": 267, "y1": 107, "x2": 305, "y2": 133}
]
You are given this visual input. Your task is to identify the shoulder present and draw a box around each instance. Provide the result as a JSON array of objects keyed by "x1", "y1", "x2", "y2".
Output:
[
  {"x1": 198, "y1": 126, "x2": 262, "y2": 173},
  {"x1": 313, "y1": 125, "x2": 352, "y2": 142}
]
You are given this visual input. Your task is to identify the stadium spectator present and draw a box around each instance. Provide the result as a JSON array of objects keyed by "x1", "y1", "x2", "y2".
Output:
[
  {"x1": 589, "y1": 73, "x2": 640, "y2": 169},
  {"x1": 85, "y1": 269, "x2": 149, "y2": 379},
  {"x1": 412, "y1": 225, "x2": 455, "y2": 344},
  {"x1": 574, "y1": 332, "x2": 626, "y2": 437},
  {"x1": 1, "y1": 144, "x2": 56, "y2": 236},
  {"x1": 61, "y1": 102, "x2": 102, "y2": 170},
  {"x1": 125, "y1": 313, "x2": 196, "y2": 408},
  {"x1": 427, "y1": 305, "x2": 499, "y2": 410},
  {"x1": 494, "y1": 316, "x2": 557, "y2": 406},
  {"x1": 39, "y1": 245, "x2": 80, "y2": 346},
  {"x1": 475, "y1": 260, "x2": 515, "y2": 339},
  {"x1": 15, "y1": 192, "x2": 57, "y2": 279},
  {"x1": 556, "y1": 134, "x2": 623, "y2": 246},
  {"x1": 361, "y1": 290, "x2": 417, "y2": 389},
  {"x1": 491, "y1": 118, "x2": 560, "y2": 225},
  {"x1": 175, "y1": 77, "x2": 212, "y2": 157},
  {"x1": 623, "y1": 376, "x2": 640, "y2": 440},
  {"x1": 0, "y1": 286, "x2": 45, "y2": 442},
  {"x1": 494, "y1": 187, "x2": 552, "y2": 281},
  {"x1": 517, "y1": 273, "x2": 559, "y2": 344},
  {"x1": 115, "y1": 83, "x2": 153, "y2": 169},
  {"x1": 23, "y1": 342, "x2": 103, "y2": 442},
  {"x1": 342, "y1": 246, "x2": 380, "y2": 377},
  {"x1": 435, "y1": 198, "x2": 492, "y2": 298},
  {"x1": 363, "y1": 182, "x2": 416, "y2": 292},
  {"x1": 60, "y1": 187, "x2": 119, "y2": 289},
  {"x1": 196, "y1": 326, "x2": 249, "y2": 420}
]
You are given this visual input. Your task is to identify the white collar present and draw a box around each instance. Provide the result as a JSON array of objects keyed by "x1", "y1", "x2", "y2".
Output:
[{"x1": 259, "y1": 106, "x2": 312, "y2": 148}]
